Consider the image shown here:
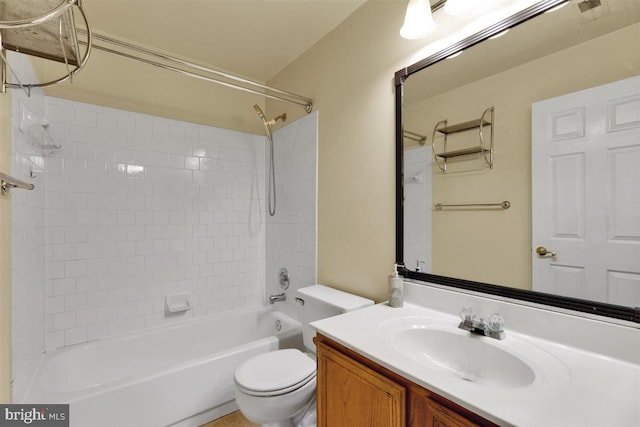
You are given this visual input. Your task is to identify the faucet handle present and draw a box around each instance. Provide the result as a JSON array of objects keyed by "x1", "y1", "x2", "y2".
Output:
[
  {"x1": 459, "y1": 306, "x2": 476, "y2": 322},
  {"x1": 487, "y1": 313, "x2": 504, "y2": 332}
]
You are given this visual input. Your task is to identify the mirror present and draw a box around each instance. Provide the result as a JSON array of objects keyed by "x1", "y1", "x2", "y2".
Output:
[{"x1": 396, "y1": 0, "x2": 640, "y2": 322}]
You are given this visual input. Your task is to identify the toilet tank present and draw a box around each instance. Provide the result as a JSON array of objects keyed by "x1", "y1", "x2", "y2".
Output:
[{"x1": 297, "y1": 285, "x2": 374, "y2": 352}]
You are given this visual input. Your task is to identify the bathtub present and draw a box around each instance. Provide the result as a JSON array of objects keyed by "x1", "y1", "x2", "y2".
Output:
[{"x1": 25, "y1": 307, "x2": 302, "y2": 427}]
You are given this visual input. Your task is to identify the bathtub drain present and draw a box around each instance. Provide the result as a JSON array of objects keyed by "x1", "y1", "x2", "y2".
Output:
[{"x1": 275, "y1": 319, "x2": 282, "y2": 332}]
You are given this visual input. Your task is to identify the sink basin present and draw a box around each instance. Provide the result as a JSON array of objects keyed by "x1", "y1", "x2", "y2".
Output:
[
  {"x1": 392, "y1": 327, "x2": 535, "y2": 387},
  {"x1": 378, "y1": 316, "x2": 568, "y2": 389}
]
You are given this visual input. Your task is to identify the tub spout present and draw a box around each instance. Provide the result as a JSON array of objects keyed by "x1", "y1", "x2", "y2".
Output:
[{"x1": 269, "y1": 293, "x2": 286, "y2": 304}]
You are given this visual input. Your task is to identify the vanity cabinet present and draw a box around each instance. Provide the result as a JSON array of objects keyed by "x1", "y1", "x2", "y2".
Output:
[
  {"x1": 410, "y1": 392, "x2": 480, "y2": 427},
  {"x1": 316, "y1": 334, "x2": 496, "y2": 427},
  {"x1": 317, "y1": 336, "x2": 406, "y2": 427}
]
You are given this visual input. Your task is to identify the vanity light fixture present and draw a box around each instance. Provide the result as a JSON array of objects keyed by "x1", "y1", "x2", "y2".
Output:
[
  {"x1": 400, "y1": 0, "x2": 481, "y2": 40},
  {"x1": 443, "y1": 0, "x2": 480, "y2": 16},
  {"x1": 400, "y1": 0, "x2": 436, "y2": 39}
]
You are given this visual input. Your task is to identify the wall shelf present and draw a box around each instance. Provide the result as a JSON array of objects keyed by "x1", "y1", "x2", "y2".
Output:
[
  {"x1": 436, "y1": 118, "x2": 491, "y2": 134},
  {"x1": 432, "y1": 106, "x2": 495, "y2": 173},
  {"x1": 434, "y1": 146, "x2": 484, "y2": 158}
]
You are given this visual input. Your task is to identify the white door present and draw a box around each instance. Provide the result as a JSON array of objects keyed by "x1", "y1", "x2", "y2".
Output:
[{"x1": 532, "y1": 76, "x2": 640, "y2": 306}]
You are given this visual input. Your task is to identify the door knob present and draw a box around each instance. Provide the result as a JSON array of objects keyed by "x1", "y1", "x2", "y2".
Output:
[{"x1": 536, "y1": 246, "x2": 557, "y2": 257}]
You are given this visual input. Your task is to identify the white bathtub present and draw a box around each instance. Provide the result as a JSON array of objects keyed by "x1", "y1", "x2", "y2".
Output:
[{"x1": 25, "y1": 307, "x2": 302, "y2": 427}]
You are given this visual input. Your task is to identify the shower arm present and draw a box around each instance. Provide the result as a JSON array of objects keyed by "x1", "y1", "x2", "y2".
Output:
[{"x1": 264, "y1": 113, "x2": 287, "y2": 126}]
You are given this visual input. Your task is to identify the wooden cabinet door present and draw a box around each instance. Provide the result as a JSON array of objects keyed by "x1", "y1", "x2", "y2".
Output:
[
  {"x1": 420, "y1": 396, "x2": 481, "y2": 427},
  {"x1": 317, "y1": 341, "x2": 406, "y2": 427}
]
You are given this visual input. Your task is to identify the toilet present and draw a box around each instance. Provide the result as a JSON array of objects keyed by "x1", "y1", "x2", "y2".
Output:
[{"x1": 234, "y1": 285, "x2": 374, "y2": 427}]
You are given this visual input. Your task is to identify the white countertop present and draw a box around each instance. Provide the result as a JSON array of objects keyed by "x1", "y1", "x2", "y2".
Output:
[{"x1": 311, "y1": 300, "x2": 640, "y2": 427}]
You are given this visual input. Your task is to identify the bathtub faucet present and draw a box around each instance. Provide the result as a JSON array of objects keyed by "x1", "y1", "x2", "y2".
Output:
[{"x1": 269, "y1": 293, "x2": 286, "y2": 304}]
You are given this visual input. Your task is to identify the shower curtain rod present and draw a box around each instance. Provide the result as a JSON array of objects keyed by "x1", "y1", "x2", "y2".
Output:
[{"x1": 77, "y1": 29, "x2": 313, "y2": 113}]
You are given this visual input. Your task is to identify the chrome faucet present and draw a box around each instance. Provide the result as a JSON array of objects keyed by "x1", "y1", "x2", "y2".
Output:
[
  {"x1": 458, "y1": 307, "x2": 505, "y2": 340},
  {"x1": 269, "y1": 293, "x2": 286, "y2": 304}
]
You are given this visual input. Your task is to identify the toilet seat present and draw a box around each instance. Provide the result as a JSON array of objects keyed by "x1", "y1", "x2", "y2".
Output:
[{"x1": 235, "y1": 349, "x2": 316, "y2": 397}]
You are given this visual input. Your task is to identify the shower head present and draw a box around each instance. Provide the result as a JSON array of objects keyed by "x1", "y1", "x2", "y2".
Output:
[
  {"x1": 254, "y1": 104, "x2": 273, "y2": 140},
  {"x1": 253, "y1": 104, "x2": 286, "y2": 126},
  {"x1": 253, "y1": 104, "x2": 266, "y2": 121},
  {"x1": 253, "y1": 104, "x2": 287, "y2": 141}
]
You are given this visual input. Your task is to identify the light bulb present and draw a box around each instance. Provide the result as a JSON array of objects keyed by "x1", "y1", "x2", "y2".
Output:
[{"x1": 400, "y1": 0, "x2": 436, "y2": 40}]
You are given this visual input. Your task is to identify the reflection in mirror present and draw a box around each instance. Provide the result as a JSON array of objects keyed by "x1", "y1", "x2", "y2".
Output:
[{"x1": 399, "y1": 0, "x2": 640, "y2": 313}]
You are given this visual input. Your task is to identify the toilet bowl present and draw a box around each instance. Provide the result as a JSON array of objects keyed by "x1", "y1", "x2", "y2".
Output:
[
  {"x1": 233, "y1": 285, "x2": 373, "y2": 427},
  {"x1": 234, "y1": 349, "x2": 316, "y2": 427}
]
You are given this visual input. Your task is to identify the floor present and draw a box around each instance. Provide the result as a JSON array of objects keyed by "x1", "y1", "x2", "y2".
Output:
[{"x1": 201, "y1": 411, "x2": 258, "y2": 427}]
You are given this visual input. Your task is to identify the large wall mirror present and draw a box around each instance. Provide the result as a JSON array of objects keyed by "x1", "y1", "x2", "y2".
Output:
[{"x1": 395, "y1": 0, "x2": 640, "y2": 323}]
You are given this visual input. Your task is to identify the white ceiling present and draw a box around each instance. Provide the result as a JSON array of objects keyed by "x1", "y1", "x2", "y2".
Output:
[{"x1": 82, "y1": 0, "x2": 368, "y2": 82}]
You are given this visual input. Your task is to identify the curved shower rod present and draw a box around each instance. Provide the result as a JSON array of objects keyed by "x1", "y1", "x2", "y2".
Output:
[
  {"x1": 77, "y1": 29, "x2": 314, "y2": 113},
  {"x1": 0, "y1": 0, "x2": 92, "y2": 93}
]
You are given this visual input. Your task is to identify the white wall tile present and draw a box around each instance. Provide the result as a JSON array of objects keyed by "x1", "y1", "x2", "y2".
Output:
[
  {"x1": 65, "y1": 260, "x2": 87, "y2": 277},
  {"x1": 13, "y1": 77, "x2": 315, "y2": 376},
  {"x1": 46, "y1": 331, "x2": 64, "y2": 350},
  {"x1": 52, "y1": 278, "x2": 76, "y2": 296},
  {"x1": 53, "y1": 312, "x2": 76, "y2": 330},
  {"x1": 87, "y1": 128, "x2": 108, "y2": 145},
  {"x1": 74, "y1": 144, "x2": 97, "y2": 161},
  {"x1": 46, "y1": 297, "x2": 65, "y2": 314},
  {"x1": 52, "y1": 244, "x2": 76, "y2": 262},
  {"x1": 9, "y1": 52, "x2": 47, "y2": 403},
  {"x1": 46, "y1": 157, "x2": 64, "y2": 175},
  {"x1": 50, "y1": 104, "x2": 76, "y2": 124},
  {"x1": 41, "y1": 96, "x2": 267, "y2": 349},
  {"x1": 266, "y1": 112, "x2": 318, "y2": 318},
  {"x1": 64, "y1": 158, "x2": 87, "y2": 176},
  {"x1": 403, "y1": 146, "x2": 432, "y2": 273},
  {"x1": 64, "y1": 326, "x2": 87, "y2": 346}
]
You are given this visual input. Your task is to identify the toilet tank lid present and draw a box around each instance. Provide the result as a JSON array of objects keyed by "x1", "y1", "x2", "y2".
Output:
[{"x1": 297, "y1": 285, "x2": 374, "y2": 312}]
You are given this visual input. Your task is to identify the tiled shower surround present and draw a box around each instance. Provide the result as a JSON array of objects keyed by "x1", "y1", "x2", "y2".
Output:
[
  {"x1": 43, "y1": 97, "x2": 268, "y2": 349},
  {"x1": 10, "y1": 52, "x2": 47, "y2": 403},
  {"x1": 267, "y1": 113, "x2": 318, "y2": 314},
  {"x1": 9, "y1": 54, "x2": 318, "y2": 402},
  {"x1": 403, "y1": 146, "x2": 431, "y2": 274}
]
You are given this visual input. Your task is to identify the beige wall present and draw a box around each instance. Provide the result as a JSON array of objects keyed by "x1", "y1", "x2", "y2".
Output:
[
  {"x1": 0, "y1": 89, "x2": 11, "y2": 401},
  {"x1": 266, "y1": 2, "x2": 410, "y2": 301},
  {"x1": 404, "y1": 23, "x2": 640, "y2": 290}
]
